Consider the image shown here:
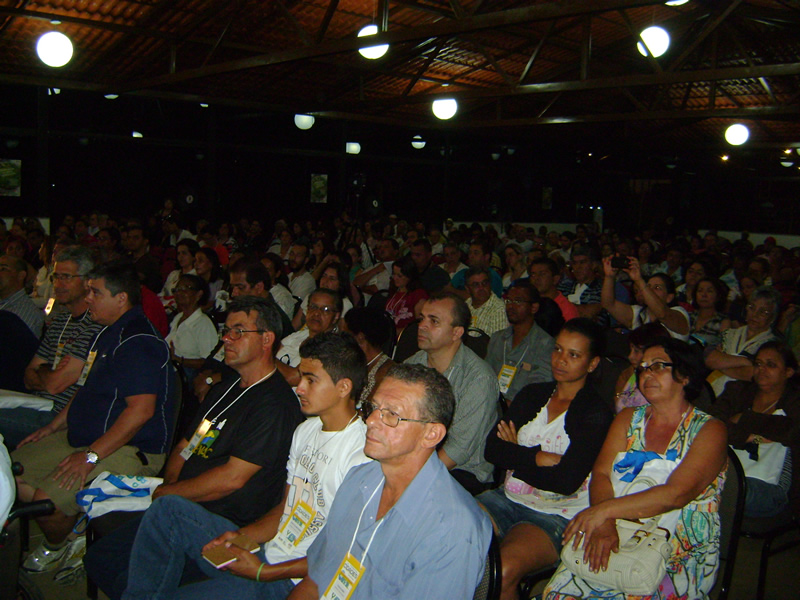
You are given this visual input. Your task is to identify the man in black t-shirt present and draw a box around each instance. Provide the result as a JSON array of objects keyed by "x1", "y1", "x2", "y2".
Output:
[{"x1": 85, "y1": 297, "x2": 303, "y2": 599}]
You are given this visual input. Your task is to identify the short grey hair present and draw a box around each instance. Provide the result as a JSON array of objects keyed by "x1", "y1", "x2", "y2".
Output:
[
  {"x1": 751, "y1": 286, "x2": 783, "y2": 326},
  {"x1": 54, "y1": 245, "x2": 95, "y2": 278},
  {"x1": 384, "y1": 363, "x2": 455, "y2": 429}
]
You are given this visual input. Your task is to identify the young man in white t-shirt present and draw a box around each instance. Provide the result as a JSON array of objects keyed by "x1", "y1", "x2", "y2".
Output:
[{"x1": 122, "y1": 332, "x2": 371, "y2": 599}]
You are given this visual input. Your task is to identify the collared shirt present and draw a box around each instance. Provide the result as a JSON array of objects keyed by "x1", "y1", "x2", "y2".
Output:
[
  {"x1": 485, "y1": 323, "x2": 554, "y2": 402},
  {"x1": 0, "y1": 288, "x2": 44, "y2": 338},
  {"x1": 405, "y1": 344, "x2": 499, "y2": 482},
  {"x1": 306, "y1": 454, "x2": 492, "y2": 600},
  {"x1": 165, "y1": 308, "x2": 219, "y2": 359},
  {"x1": 466, "y1": 293, "x2": 508, "y2": 336},
  {"x1": 66, "y1": 306, "x2": 173, "y2": 454},
  {"x1": 451, "y1": 268, "x2": 503, "y2": 298}
]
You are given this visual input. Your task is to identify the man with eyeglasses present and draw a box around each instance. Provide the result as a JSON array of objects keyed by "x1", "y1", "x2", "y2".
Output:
[
  {"x1": 464, "y1": 267, "x2": 508, "y2": 336},
  {"x1": 0, "y1": 246, "x2": 104, "y2": 451},
  {"x1": 0, "y1": 253, "x2": 43, "y2": 337},
  {"x1": 85, "y1": 296, "x2": 302, "y2": 599},
  {"x1": 289, "y1": 363, "x2": 492, "y2": 600},
  {"x1": 405, "y1": 292, "x2": 500, "y2": 495},
  {"x1": 485, "y1": 281, "x2": 554, "y2": 404},
  {"x1": 276, "y1": 289, "x2": 342, "y2": 386}
]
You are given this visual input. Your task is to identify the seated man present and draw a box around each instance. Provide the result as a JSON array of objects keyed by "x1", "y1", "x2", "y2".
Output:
[
  {"x1": 13, "y1": 262, "x2": 173, "y2": 572},
  {"x1": 121, "y1": 332, "x2": 371, "y2": 599},
  {"x1": 289, "y1": 363, "x2": 492, "y2": 599},
  {"x1": 528, "y1": 257, "x2": 579, "y2": 323},
  {"x1": 405, "y1": 292, "x2": 500, "y2": 495},
  {"x1": 465, "y1": 267, "x2": 508, "y2": 336},
  {"x1": 276, "y1": 288, "x2": 341, "y2": 386},
  {"x1": 448, "y1": 238, "x2": 503, "y2": 300},
  {"x1": 485, "y1": 280, "x2": 554, "y2": 404},
  {"x1": 0, "y1": 253, "x2": 44, "y2": 338},
  {"x1": 85, "y1": 296, "x2": 303, "y2": 599},
  {"x1": 0, "y1": 246, "x2": 103, "y2": 449}
]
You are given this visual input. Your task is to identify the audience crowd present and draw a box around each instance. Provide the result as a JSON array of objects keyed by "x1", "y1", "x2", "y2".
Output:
[{"x1": 1, "y1": 205, "x2": 800, "y2": 600}]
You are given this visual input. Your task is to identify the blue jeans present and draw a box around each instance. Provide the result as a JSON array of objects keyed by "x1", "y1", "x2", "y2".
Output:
[
  {"x1": 744, "y1": 477, "x2": 788, "y2": 518},
  {"x1": 0, "y1": 406, "x2": 58, "y2": 449},
  {"x1": 121, "y1": 496, "x2": 295, "y2": 600}
]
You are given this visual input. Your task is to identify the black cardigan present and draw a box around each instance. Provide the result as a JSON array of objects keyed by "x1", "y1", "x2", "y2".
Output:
[{"x1": 484, "y1": 381, "x2": 614, "y2": 496}]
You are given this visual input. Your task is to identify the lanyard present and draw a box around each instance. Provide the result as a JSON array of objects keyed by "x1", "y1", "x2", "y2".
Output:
[
  {"x1": 502, "y1": 334, "x2": 529, "y2": 370},
  {"x1": 346, "y1": 479, "x2": 386, "y2": 566},
  {"x1": 305, "y1": 414, "x2": 359, "y2": 481},
  {"x1": 200, "y1": 368, "x2": 276, "y2": 424}
]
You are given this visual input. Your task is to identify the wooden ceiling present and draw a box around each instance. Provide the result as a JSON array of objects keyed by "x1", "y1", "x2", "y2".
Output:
[{"x1": 2, "y1": 0, "x2": 800, "y2": 151}]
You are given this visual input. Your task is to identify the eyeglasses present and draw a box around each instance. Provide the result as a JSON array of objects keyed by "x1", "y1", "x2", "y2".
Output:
[
  {"x1": 467, "y1": 280, "x2": 491, "y2": 288},
  {"x1": 221, "y1": 326, "x2": 266, "y2": 340},
  {"x1": 308, "y1": 303, "x2": 336, "y2": 314},
  {"x1": 361, "y1": 401, "x2": 433, "y2": 428},
  {"x1": 503, "y1": 298, "x2": 530, "y2": 306},
  {"x1": 50, "y1": 273, "x2": 83, "y2": 283},
  {"x1": 635, "y1": 362, "x2": 674, "y2": 376},
  {"x1": 746, "y1": 304, "x2": 773, "y2": 318},
  {"x1": 173, "y1": 286, "x2": 198, "y2": 293}
]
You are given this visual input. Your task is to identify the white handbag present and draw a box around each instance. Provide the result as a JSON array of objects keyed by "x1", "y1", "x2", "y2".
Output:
[
  {"x1": 75, "y1": 471, "x2": 163, "y2": 519},
  {"x1": 560, "y1": 518, "x2": 672, "y2": 595}
]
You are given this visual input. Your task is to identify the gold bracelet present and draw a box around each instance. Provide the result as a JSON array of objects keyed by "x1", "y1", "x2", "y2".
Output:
[{"x1": 256, "y1": 562, "x2": 265, "y2": 582}]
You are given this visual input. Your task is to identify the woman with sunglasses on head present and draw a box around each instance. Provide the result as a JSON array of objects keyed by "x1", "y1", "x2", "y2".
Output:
[
  {"x1": 545, "y1": 337, "x2": 727, "y2": 600},
  {"x1": 478, "y1": 318, "x2": 614, "y2": 600},
  {"x1": 601, "y1": 255, "x2": 691, "y2": 341},
  {"x1": 711, "y1": 340, "x2": 800, "y2": 518},
  {"x1": 705, "y1": 286, "x2": 781, "y2": 397}
]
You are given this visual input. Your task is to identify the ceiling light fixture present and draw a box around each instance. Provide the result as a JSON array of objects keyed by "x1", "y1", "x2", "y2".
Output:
[
  {"x1": 357, "y1": 25, "x2": 388, "y2": 60},
  {"x1": 780, "y1": 159, "x2": 794, "y2": 168},
  {"x1": 725, "y1": 123, "x2": 749, "y2": 145},
  {"x1": 132, "y1": 131, "x2": 143, "y2": 138},
  {"x1": 411, "y1": 135, "x2": 426, "y2": 149},
  {"x1": 104, "y1": 93, "x2": 119, "y2": 100},
  {"x1": 294, "y1": 114, "x2": 315, "y2": 130},
  {"x1": 665, "y1": 0, "x2": 690, "y2": 6},
  {"x1": 637, "y1": 26, "x2": 670, "y2": 58},
  {"x1": 36, "y1": 31, "x2": 74, "y2": 67},
  {"x1": 346, "y1": 142, "x2": 361, "y2": 155},
  {"x1": 721, "y1": 155, "x2": 729, "y2": 161},
  {"x1": 432, "y1": 98, "x2": 458, "y2": 120}
]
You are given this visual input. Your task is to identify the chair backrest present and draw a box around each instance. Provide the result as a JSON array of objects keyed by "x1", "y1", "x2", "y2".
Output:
[
  {"x1": 367, "y1": 289, "x2": 389, "y2": 311},
  {"x1": 393, "y1": 321, "x2": 420, "y2": 363},
  {"x1": 716, "y1": 447, "x2": 746, "y2": 600},
  {"x1": 168, "y1": 363, "x2": 189, "y2": 452},
  {"x1": 472, "y1": 531, "x2": 502, "y2": 600},
  {"x1": 379, "y1": 310, "x2": 397, "y2": 358},
  {"x1": 464, "y1": 327, "x2": 490, "y2": 359}
]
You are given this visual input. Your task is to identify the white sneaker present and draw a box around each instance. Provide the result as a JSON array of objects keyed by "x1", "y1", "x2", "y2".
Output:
[{"x1": 22, "y1": 535, "x2": 86, "y2": 573}]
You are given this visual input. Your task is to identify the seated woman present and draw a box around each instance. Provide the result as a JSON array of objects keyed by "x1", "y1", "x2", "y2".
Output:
[
  {"x1": 728, "y1": 275, "x2": 758, "y2": 327},
  {"x1": 676, "y1": 259, "x2": 712, "y2": 308},
  {"x1": 705, "y1": 286, "x2": 781, "y2": 397},
  {"x1": 614, "y1": 322, "x2": 669, "y2": 413},
  {"x1": 503, "y1": 243, "x2": 529, "y2": 292},
  {"x1": 385, "y1": 255, "x2": 428, "y2": 332},
  {"x1": 160, "y1": 239, "x2": 199, "y2": 310},
  {"x1": 690, "y1": 277, "x2": 730, "y2": 348},
  {"x1": 193, "y1": 247, "x2": 224, "y2": 310},
  {"x1": 166, "y1": 274, "x2": 219, "y2": 384},
  {"x1": 292, "y1": 259, "x2": 353, "y2": 331},
  {"x1": 637, "y1": 240, "x2": 659, "y2": 279},
  {"x1": 711, "y1": 341, "x2": 800, "y2": 518},
  {"x1": 478, "y1": 318, "x2": 614, "y2": 600},
  {"x1": 601, "y1": 255, "x2": 691, "y2": 340},
  {"x1": 545, "y1": 337, "x2": 727, "y2": 600},
  {"x1": 341, "y1": 307, "x2": 395, "y2": 407}
]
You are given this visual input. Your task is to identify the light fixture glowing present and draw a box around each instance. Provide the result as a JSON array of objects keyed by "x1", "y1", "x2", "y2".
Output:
[
  {"x1": 345, "y1": 142, "x2": 361, "y2": 155},
  {"x1": 432, "y1": 98, "x2": 458, "y2": 120},
  {"x1": 784, "y1": 148, "x2": 792, "y2": 154},
  {"x1": 294, "y1": 114, "x2": 315, "y2": 130},
  {"x1": 104, "y1": 93, "x2": 119, "y2": 100},
  {"x1": 780, "y1": 160, "x2": 794, "y2": 168},
  {"x1": 725, "y1": 123, "x2": 750, "y2": 146},
  {"x1": 491, "y1": 152, "x2": 500, "y2": 161},
  {"x1": 36, "y1": 31, "x2": 74, "y2": 67},
  {"x1": 637, "y1": 26, "x2": 670, "y2": 58},
  {"x1": 665, "y1": 0, "x2": 690, "y2": 5},
  {"x1": 132, "y1": 131, "x2": 143, "y2": 138},
  {"x1": 47, "y1": 87, "x2": 61, "y2": 95},
  {"x1": 199, "y1": 103, "x2": 209, "y2": 108},
  {"x1": 411, "y1": 135, "x2": 426, "y2": 149},
  {"x1": 721, "y1": 155, "x2": 729, "y2": 161},
  {"x1": 357, "y1": 25, "x2": 388, "y2": 60}
]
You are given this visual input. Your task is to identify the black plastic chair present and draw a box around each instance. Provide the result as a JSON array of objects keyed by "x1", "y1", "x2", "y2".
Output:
[
  {"x1": 715, "y1": 447, "x2": 746, "y2": 600},
  {"x1": 464, "y1": 327, "x2": 490, "y2": 359},
  {"x1": 393, "y1": 321, "x2": 420, "y2": 363},
  {"x1": 740, "y1": 502, "x2": 800, "y2": 599},
  {"x1": 473, "y1": 531, "x2": 502, "y2": 600}
]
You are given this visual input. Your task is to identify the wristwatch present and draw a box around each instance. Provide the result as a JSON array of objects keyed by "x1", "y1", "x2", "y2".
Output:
[
  {"x1": 85, "y1": 449, "x2": 99, "y2": 464},
  {"x1": 205, "y1": 376, "x2": 215, "y2": 385}
]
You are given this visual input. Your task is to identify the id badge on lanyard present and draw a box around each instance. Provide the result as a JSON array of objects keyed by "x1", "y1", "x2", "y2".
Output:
[
  {"x1": 321, "y1": 553, "x2": 365, "y2": 600},
  {"x1": 53, "y1": 342, "x2": 66, "y2": 369},
  {"x1": 77, "y1": 350, "x2": 97, "y2": 386},
  {"x1": 274, "y1": 480, "x2": 316, "y2": 553},
  {"x1": 180, "y1": 419, "x2": 213, "y2": 460},
  {"x1": 497, "y1": 364, "x2": 517, "y2": 395}
]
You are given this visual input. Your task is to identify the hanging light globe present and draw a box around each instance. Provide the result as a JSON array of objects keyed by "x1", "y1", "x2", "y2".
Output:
[
  {"x1": 411, "y1": 135, "x2": 426, "y2": 149},
  {"x1": 432, "y1": 98, "x2": 458, "y2": 120},
  {"x1": 36, "y1": 31, "x2": 74, "y2": 67},
  {"x1": 294, "y1": 114, "x2": 315, "y2": 130},
  {"x1": 345, "y1": 142, "x2": 361, "y2": 155},
  {"x1": 357, "y1": 25, "x2": 388, "y2": 60},
  {"x1": 725, "y1": 123, "x2": 750, "y2": 146},
  {"x1": 637, "y1": 26, "x2": 670, "y2": 58}
]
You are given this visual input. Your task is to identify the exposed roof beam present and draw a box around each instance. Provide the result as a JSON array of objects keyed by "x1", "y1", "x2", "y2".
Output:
[{"x1": 667, "y1": 0, "x2": 745, "y2": 73}]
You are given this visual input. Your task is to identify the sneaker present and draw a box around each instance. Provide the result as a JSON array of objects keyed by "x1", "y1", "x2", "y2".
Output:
[{"x1": 22, "y1": 535, "x2": 86, "y2": 573}]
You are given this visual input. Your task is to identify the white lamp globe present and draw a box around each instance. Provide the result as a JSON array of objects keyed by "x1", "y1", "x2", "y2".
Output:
[
  {"x1": 725, "y1": 123, "x2": 750, "y2": 146},
  {"x1": 432, "y1": 98, "x2": 458, "y2": 120},
  {"x1": 665, "y1": 0, "x2": 690, "y2": 5},
  {"x1": 411, "y1": 135, "x2": 426, "y2": 149},
  {"x1": 357, "y1": 25, "x2": 388, "y2": 60},
  {"x1": 637, "y1": 26, "x2": 670, "y2": 58},
  {"x1": 346, "y1": 142, "x2": 361, "y2": 155},
  {"x1": 37, "y1": 31, "x2": 73, "y2": 67},
  {"x1": 294, "y1": 114, "x2": 315, "y2": 130}
]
